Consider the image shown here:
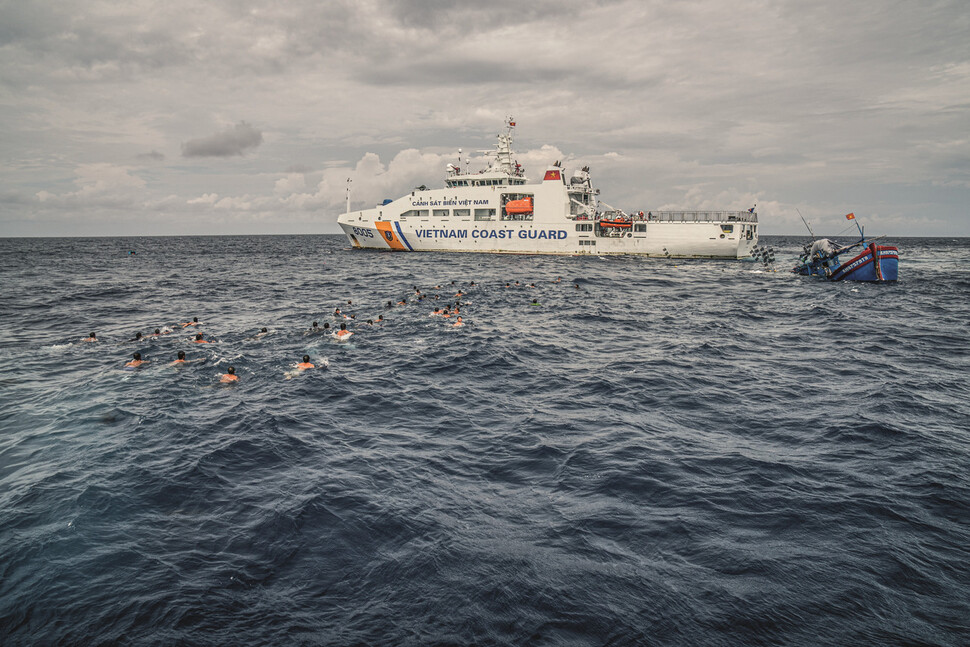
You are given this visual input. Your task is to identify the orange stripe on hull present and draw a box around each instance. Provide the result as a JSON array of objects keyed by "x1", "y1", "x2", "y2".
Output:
[{"x1": 375, "y1": 221, "x2": 407, "y2": 250}]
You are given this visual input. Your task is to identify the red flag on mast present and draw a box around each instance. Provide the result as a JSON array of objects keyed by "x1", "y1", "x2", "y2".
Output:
[{"x1": 845, "y1": 213, "x2": 855, "y2": 220}]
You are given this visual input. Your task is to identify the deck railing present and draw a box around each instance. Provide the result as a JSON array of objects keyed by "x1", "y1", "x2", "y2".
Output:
[{"x1": 575, "y1": 211, "x2": 758, "y2": 223}]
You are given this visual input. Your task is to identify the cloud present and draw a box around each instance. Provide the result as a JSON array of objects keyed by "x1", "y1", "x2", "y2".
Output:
[
  {"x1": 137, "y1": 150, "x2": 165, "y2": 161},
  {"x1": 35, "y1": 164, "x2": 146, "y2": 207},
  {"x1": 181, "y1": 122, "x2": 263, "y2": 157}
]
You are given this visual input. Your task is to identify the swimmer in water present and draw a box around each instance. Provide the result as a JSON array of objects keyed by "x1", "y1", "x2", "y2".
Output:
[
  {"x1": 455, "y1": 290, "x2": 464, "y2": 297},
  {"x1": 129, "y1": 331, "x2": 143, "y2": 342},
  {"x1": 365, "y1": 319, "x2": 374, "y2": 326},
  {"x1": 555, "y1": 276, "x2": 562, "y2": 283},
  {"x1": 515, "y1": 281, "x2": 520, "y2": 287},
  {"x1": 220, "y1": 366, "x2": 238, "y2": 383},
  {"x1": 171, "y1": 350, "x2": 187, "y2": 365},
  {"x1": 469, "y1": 281, "x2": 476, "y2": 286},
  {"x1": 397, "y1": 298, "x2": 408, "y2": 306},
  {"x1": 296, "y1": 355, "x2": 314, "y2": 370},
  {"x1": 126, "y1": 352, "x2": 147, "y2": 368},
  {"x1": 335, "y1": 323, "x2": 353, "y2": 339},
  {"x1": 377, "y1": 315, "x2": 384, "y2": 324},
  {"x1": 82, "y1": 332, "x2": 97, "y2": 342},
  {"x1": 504, "y1": 282, "x2": 511, "y2": 288},
  {"x1": 181, "y1": 317, "x2": 200, "y2": 328},
  {"x1": 431, "y1": 307, "x2": 441, "y2": 316},
  {"x1": 386, "y1": 301, "x2": 393, "y2": 308},
  {"x1": 453, "y1": 316, "x2": 464, "y2": 327},
  {"x1": 528, "y1": 283, "x2": 536, "y2": 288},
  {"x1": 194, "y1": 333, "x2": 210, "y2": 344},
  {"x1": 530, "y1": 298, "x2": 540, "y2": 306},
  {"x1": 574, "y1": 284, "x2": 580, "y2": 289},
  {"x1": 323, "y1": 322, "x2": 331, "y2": 331},
  {"x1": 333, "y1": 308, "x2": 342, "y2": 317}
]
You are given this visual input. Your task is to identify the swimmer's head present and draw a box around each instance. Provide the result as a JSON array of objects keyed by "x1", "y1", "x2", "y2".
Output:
[
  {"x1": 154, "y1": 328, "x2": 161, "y2": 334},
  {"x1": 347, "y1": 300, "x2": 352, "y2": 305},
  {"x1": 323, "y1": 322, "x2": 330, "y2": 329},
  {"x1": 367, "y1": 319, "x2": 373, "y2": 324},
  {"x1": 227, "y1": 366, "x2": 235, "y2": 375},
  {"x1": 177, "y1": 350, "x2": 185, "y2": 360},
  {"x1": 378, "y1": 315, "x2": 384, "y2": 321},
  {"x1": 260, "y1": 327, "x2": 267, "y2": 333},
  {"x1": 195, "y1": 333, "x2": 203, "y2": 340},
  {"x1": 132, "y1": 352, "x2": 141, "y2": 360},
  {"x1": 312, "y1": 321, "x2": 318, "y2": 328},
  {"x1": 193, "y1": 317, "x2": 198, "y2": 323},
  {"x1": 340, "y1": 323, "x2": 347, "y2": 330},
  {"x1": 134, "y1": 332, "x2": 142, "y2": 339},
  {"x1": 89, "y1": 332, "x2": 96, "y2": 338},
  {"x1": 303, "y1": 355, "x2": 310, "y2": 363}
]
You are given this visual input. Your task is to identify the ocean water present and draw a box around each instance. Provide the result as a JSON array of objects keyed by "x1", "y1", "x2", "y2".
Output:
[{"x1": 1, "y1": 234, "x2": 968, "y2": 646}]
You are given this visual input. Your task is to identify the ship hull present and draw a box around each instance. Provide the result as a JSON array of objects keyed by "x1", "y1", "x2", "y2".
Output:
[
  {"x1": 339, "y1": 219, "x2": 756, "y2": 259},
  {"x1": 793, "y1": 244, "x2": 899, "y2": 281}
]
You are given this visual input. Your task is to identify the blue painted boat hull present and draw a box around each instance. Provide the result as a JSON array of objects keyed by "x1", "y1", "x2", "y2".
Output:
[{"x1": 794, "y1": 243, "x2": 899, "y2": 282}]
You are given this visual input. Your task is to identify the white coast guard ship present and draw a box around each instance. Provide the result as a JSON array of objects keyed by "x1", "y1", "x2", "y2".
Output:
[{"x1": 337, "y1": 120, "x2": 758, "y2": 258}]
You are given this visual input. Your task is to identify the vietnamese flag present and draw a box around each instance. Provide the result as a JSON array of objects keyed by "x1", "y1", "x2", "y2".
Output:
[{"x1": 845, "y1": 213, "x2": 855, "y2": 220}]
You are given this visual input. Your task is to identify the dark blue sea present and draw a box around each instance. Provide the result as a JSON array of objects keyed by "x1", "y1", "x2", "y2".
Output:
[{"x1": 1, "y1": 235, "x2": 968, "y2": 646}]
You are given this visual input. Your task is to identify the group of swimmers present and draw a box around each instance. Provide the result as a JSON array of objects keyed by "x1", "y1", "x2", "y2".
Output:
[{"x1": 92, "y1": 276, "x2": 569, "y2": 383}]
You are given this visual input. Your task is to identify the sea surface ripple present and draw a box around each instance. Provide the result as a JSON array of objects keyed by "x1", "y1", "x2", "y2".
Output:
[{"x1": 1, "y1": 235, "x2": 968, "y2": 646}]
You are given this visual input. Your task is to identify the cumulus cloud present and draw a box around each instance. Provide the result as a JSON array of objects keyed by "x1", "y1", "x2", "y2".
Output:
[
  {"x1": 181, "y1": 122, "x2": 263, "y2": 157},
  {"x1": 36, "y1": 164, "x2": 146, "y2": 207}
]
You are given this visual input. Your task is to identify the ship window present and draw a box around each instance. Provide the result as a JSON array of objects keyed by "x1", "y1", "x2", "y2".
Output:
[
  {"x1": 474, "y1": 208, "x2": 496, "y2": 221},
  {"x1": 454, "y1": 208, "x2": 471, "y2": 218},
  {"x1": 579, "y1": 239, "x2": 596, "y2": 246},
  {"x1": 575, "y1": 223, "x2": 593, "y2": 232},
  {"x1": 721, "y1": 225, "x2": 734, "y2": 233},
  {"x1": 433, "y1": 209, "x2": 449, "y2": 218},
  {"x1": 401, "y1": 209, "x2": 428, "y2": 218},
  {"x1": 634, "y1": 224, "x2": 646, "y2": 232}
]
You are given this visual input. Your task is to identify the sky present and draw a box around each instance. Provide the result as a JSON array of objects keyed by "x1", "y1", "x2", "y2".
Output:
[{"x1": 1, "y1": 0, "x2": 968, "y2": 237}]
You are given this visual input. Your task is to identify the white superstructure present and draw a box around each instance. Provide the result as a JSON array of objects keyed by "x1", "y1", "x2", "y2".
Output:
[{"x1": 337, "y1": 119, "x2": 758, "y2": 258}]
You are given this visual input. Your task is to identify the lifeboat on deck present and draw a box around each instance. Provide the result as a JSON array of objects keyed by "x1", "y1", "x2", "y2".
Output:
[
  {"x1": 599, "y1": 218, "x2": 632, "y2": 228},
  {"x1": 505, "y1": 197, "x2": 533, "y2": 214}
]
